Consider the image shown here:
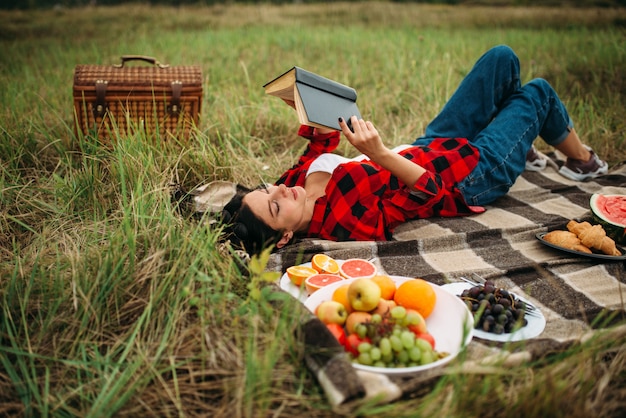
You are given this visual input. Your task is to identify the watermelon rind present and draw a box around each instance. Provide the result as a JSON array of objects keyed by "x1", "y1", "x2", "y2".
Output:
[{"x1": 590, "y1": 194, "x2": 626, "y2": 245}]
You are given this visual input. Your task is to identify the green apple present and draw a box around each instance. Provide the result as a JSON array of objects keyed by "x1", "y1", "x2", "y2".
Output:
[
  {"x1": 348, "y1": 278, "x2": 381, "y2": 312},
  {"x1": 315, "y1": 300, "x2": 348, "y2": 325}
]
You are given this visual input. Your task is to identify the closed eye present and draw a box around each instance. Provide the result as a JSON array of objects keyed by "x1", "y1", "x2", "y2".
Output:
[
  {"x1": 272, "y1": 200, "x2": 279, "y2": 216},
  {"x1": 261, "y1": 187, "x2": 279, "y2": 217}
]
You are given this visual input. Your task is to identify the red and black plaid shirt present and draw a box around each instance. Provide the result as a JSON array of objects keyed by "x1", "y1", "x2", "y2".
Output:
[{"x1": 275, "y1": 125, "x2": 481, "y2": 242}]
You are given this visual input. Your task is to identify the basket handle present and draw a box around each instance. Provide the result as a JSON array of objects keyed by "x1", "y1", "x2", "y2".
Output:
[{"x1": 114, "y1": 55, "x2": 170, "y2": 69}]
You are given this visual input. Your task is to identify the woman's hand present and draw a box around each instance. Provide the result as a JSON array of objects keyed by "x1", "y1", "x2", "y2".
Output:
[{"x1": 339, "y1": 116, "x2": 388, "y2": 161}]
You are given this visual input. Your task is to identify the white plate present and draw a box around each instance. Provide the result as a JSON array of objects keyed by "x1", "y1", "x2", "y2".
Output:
[
  {"x1": 441, "y1": 282, "x2": 546, "y2": 342},
  {"x1": 304, "y1": 276, "x2": 474, "y2": 377},
  {"x1": 279, "y1": 260, "x2": 346, "y2": 302}
]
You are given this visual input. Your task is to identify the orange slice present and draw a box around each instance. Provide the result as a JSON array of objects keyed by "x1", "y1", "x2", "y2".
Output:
[
  {"x1": 286, "y1": 265, "x2": 318, "y2": 286},
  {"x1": 311, "y1": 254, "x2": 340, "y2": 275}
]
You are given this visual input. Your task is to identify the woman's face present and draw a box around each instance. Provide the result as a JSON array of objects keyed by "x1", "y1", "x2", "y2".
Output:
[{"x1": 243, "y1": 184, "x2": 311, "y2": 235}]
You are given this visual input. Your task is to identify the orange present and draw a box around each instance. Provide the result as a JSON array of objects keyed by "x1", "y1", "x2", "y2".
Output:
[
  {"x1": 286, "y1": 265, "x2": 318, "y2": 286},
  {"x1": 393, "y1": 278, "x2": 437, "y2": 319},
  {"x1": 305, "y1": 273, "x2": 344, "y2": 295},
  {"x1": 311, "y1": 254, "x2": 340, "y2": 275},
  {"x1": 339, "y1": 258, "x2": 377, "y2": 279},
  {"x1": 331, "y1": 283, "x2": 353, "y2": 313},
  {"x1": 370, "y1": 274, "x2": 397, "y2": 300}
]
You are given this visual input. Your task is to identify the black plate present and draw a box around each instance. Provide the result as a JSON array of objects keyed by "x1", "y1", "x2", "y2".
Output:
[{"x1": 536, "y1": 232, "x2": 626, "y2": 261}]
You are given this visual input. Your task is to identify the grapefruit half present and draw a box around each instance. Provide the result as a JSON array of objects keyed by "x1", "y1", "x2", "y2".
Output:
[{"x1": 339, "y1": 258, "x2": 377, "y2": 279}]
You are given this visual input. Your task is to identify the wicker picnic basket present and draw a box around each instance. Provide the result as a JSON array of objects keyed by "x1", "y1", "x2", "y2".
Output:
[{"x1": 73, "y1": 55, "x2": 202, "y2": 141}]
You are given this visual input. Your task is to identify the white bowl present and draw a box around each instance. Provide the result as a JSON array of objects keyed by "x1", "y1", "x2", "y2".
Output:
[{"x1": 304, "y1": 276, "x2": 474, "y2": 376}]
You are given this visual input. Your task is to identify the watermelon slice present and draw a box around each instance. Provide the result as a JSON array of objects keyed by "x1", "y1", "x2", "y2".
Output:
[{"x1": 590, "y1": 194, "x2": 626, "y2": 245}]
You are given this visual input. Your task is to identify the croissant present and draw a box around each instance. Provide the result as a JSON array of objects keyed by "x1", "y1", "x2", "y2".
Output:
[
  {"x1": 566, "y1": 220, "x2": 621, "y2": 256},
  {"x1": 543, "y1": 230, "x2": 592, "y2": 254},
  {"x1": 578, "y1": 225, "x2": 621, "y2": 256},
  {"x1": 566, "y1": 220, "x2": 592, "y2": 236}
]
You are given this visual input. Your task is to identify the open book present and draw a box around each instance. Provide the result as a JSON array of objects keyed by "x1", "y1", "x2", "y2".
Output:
[{"x1": 263, "y1": 67, "x2": 361, "y2": 131}]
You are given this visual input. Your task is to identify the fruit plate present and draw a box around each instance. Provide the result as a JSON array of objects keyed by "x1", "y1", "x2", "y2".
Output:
[
  {"x1": 441, "y1": 282, "x2": 546, "y2": 342},
  {"x1": 279, "y1": 261, "x2": 346, "y2": 302},
  {"x1": 304, "y1": 276, "x2": 474, "y2": 377},
  {"x1": 535, "y1": 232, "x2": 626, "y2": 261}
]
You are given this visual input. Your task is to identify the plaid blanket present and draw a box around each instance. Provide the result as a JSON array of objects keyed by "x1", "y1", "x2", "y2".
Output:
[{"x1": 268, "y1": 153, "x2": 626, "y2": 407}]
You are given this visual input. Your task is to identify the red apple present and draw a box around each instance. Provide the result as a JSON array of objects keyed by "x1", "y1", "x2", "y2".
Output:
[
  {"x1": 315, "y1": 300, "x2": 348, "y2": 325},
  {"x1": 348, "y1": 278, "x2": 381, "y2": 312},
  {"x1": 344, "y1": 333, "x2": 370, "y2": 356},
  {"x1": 370, "y1": 298, "x2": 397, "y2": 316},
  {"x1": 326, "y1": 323, "x2": 346, "y2": 346},
  {"x1": 345, "y1": 311, "x2": 372, "y2": 335}
]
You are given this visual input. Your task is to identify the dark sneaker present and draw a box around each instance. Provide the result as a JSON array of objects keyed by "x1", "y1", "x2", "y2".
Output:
[
  {"x1": 559, "y1": 145, "x2": 608, "y2": 181},
  {"x1": 525, "y1": 145, "x2": 547, "y2": 171}
]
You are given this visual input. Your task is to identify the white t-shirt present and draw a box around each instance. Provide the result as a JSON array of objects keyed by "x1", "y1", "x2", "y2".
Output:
[{"x1": 305, "y1": 145, "x2": 413, "y2": 178}]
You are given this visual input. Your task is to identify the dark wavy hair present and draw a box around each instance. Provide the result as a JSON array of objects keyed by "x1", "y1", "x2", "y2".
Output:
[{"x1": 220, "y1": 185, "x2": 286, "y2": 256}]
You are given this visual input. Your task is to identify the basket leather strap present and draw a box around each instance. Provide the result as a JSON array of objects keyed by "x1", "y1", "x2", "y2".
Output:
[
  {"x1": 169, "y1": 81, "x2": 182, "y2": 115},
  {"x1": 94, "y1": 80, "x2": 108, "y2": 118},
  {"x1": 115, "y1": 55, "x2": 169, "y2": 69}
]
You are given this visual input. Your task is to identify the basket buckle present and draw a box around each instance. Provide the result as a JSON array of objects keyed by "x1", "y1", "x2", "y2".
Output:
[
  {"x1": 94, "y1": 80, "x2": 108, "y2": 118},
  {"x1": 168, "y1": 80, "x2": 183, "y2": 116}
]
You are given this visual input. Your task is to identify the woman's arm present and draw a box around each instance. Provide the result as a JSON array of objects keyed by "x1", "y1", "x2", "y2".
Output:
[{"x1": 339, "y1": 116, "x2": 426, "y2": 191}]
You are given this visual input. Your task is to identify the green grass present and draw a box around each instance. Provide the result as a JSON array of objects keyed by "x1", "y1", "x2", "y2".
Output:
[{"x1": 1, "y1": 2, "x2": 626, "y2": 417}]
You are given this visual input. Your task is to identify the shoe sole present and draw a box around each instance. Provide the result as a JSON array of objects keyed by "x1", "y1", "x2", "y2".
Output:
[
  {"x1": 525, "y1": 161, "x2": 547, "y2": 171},
  {"x1": 558, "y1": 164, "x2": 608, "y2": 181}
]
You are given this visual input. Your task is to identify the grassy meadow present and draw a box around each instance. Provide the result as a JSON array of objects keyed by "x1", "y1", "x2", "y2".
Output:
[{"x1": 1, "y1": 2, "x2": 626, "y2": 417}]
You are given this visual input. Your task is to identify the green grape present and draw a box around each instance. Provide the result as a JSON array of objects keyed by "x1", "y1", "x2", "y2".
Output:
[
  {"x1": 415, "y1": 337, "x2": 432, "y2": 353},
  {"x1": 373, "y1": 361, "x2": 386, "y2": 368},
  {"x1": 397, "y1": 349, "x2": 409, "y2": 364},
  {"x1": 371, "y1": 313, "x2": 382, "y2": 324},
  {"x1": 401, "y1": 331, "x2": 415, "y2": 349},
  {"x1": 382, "y1": 352, "x2": 394, "y2": 364},
  {"x1": 379, "y1": 337, "x2": 391, "y2": 356},
  {"x1": 370, "y1": 347, "x2": 382, "y2": 361},
  {"x1": 405, "y1": 311, "x2": 422, "y2": 326},
  {"x1": 390, "y1": 335, "x2": 403, "y2": 352},
  {"x1": 356, "y1": 324, "x2": 368, "y2": 338},
  {"x1": 409, "y1": 346, "x2": 422, "y2": 362},
  {"x1": 392, "y1": 326, "x2": 402, "y2": 336},
  {"x1": 420, "y1": 350, "x2": 435, "y2": 365},
  {"x1": 358, "y1": 352, "x2": 373, "y2": 366},
  {"x1": 390, "y1": 306, "x2": 407, "y2": 319},
  {"x1": 357, "y1": 342, "x2": 372, "y2": 353}
]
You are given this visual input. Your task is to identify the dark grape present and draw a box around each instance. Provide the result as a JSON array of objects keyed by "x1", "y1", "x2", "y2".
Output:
[
  {"x1": 458, "y1": 280, "x2": 530, "y2": 335},
  {"x1": 492, "y1": 304, "x2": 504, "y2": 315}
]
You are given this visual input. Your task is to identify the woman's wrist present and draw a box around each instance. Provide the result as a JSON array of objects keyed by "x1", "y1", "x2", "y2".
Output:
[
  {"x1": 314, "y1": 126, "x2": 335, "y2": 135},
  {"x1": 369, "y1": 147, "x2": 397, "y2": 166}
]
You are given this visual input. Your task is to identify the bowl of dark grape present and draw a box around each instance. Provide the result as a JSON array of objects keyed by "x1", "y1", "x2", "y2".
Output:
[{"x1": 444, "y1": 280, "x2": 546, "y2": 342}]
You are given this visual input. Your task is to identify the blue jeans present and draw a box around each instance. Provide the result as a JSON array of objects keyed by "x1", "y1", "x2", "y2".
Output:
[{"x1": 412, "y1": 45, "x2": 573, "y2": 206}]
